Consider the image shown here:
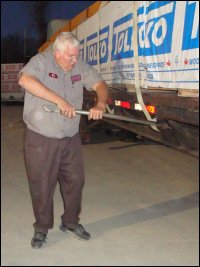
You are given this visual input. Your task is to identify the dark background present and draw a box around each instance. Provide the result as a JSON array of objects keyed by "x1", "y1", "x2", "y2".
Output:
[{"x1": 1, "y1": 1, "x2": 96, "y2": 63}]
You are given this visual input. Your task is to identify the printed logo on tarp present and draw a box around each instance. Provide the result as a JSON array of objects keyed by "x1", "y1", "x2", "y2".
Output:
[
  {"x1": 86, "y1": 32, "x2": 98, "y2": 65},
  {"x1": 138, "y1": 1, "x2": 176, "y2": 56},
  {"x1": 100, "y1": 26, "x2": 109, "y2": 64},
  {"x1": 182, "y1": 1, "x2": 199, "y2": 50},
  {"x1": 111, "y1": 13, "x2": 133, "y2": 61}
]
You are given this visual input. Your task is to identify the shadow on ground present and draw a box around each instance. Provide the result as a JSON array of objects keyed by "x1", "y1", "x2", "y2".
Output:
[
  {"x1": 86, "y1": 192, "x2": 199, "y2": 238},
  {"x1": 81, "y1": 127, "x2": 158, "y2": 149}
]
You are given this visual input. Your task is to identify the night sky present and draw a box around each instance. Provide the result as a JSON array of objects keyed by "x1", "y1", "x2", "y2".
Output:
[{"x1": 1, "y1": 1, "x2": 96, "y2": 39}]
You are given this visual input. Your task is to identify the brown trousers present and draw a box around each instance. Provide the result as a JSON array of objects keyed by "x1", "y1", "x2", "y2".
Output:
[{"x1": 24, "y1": 128, "x2": 85, "y2": 234}]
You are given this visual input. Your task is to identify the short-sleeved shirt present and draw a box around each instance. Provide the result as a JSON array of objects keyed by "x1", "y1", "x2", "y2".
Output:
[{"x1": 20, "y1": 51, "x2": 103, "y2": 138}]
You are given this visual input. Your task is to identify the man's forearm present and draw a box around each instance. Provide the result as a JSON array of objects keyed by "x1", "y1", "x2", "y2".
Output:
[
  {"x1": 93, "y1": 81, "x2": 109, "y2": 110},
  {"x1": 19, "y1": 73, "x2": 65, "y2": 105}
]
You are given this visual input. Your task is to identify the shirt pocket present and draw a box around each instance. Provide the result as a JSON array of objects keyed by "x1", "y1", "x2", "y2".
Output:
[{"x1": 70, "y1": 81, "x2": 83, "y2": 107}]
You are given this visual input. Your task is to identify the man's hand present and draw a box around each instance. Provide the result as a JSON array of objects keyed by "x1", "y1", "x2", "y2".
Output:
[
  {"x1": 89, "y1": 80, "x2": 108, "y2": 120},
  {"x1": 57, "y1": 100, "x2": 76, "y2": 118},
  {"x1": 88, "y1": 104, "x2": 106, "y2": 120}
]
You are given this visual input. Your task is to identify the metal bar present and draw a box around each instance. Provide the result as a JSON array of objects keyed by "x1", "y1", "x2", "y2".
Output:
[{"x1": 42, "y1": 104, "x2": 162, "y2": 126}]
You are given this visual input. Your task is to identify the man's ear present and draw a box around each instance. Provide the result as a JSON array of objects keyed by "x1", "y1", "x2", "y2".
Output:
[{"x1": 54, "y1": 50, "x2": 61, "y2": 59}]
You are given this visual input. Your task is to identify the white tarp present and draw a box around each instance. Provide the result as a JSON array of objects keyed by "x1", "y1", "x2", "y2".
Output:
[{"x1": 75, "y1": 1, "x2": 199, "y2": 89}]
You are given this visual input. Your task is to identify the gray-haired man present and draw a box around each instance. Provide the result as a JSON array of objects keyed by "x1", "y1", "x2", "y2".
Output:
[{"x1": 19, "y1": 32, "x2": 108, "y2": 248}]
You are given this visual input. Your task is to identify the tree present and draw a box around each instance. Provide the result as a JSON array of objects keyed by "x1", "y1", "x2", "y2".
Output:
[
  {"x1": 1, "y1": 34, "x2": 24, "y2": 63},
  {"x1": 1, "y1": 33, "x2": 40, "y2": 64},
  {"x1": 26, "y1": 1, "x2": 50, "y2": 46}
]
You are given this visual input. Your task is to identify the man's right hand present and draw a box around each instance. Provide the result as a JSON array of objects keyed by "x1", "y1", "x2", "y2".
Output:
[{"x1": 56, "y1": 100, "x2": 76, "y2": 118}]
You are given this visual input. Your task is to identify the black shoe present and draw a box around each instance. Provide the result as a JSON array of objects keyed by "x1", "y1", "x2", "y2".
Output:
[
  {"x1": 60, "y1": 223, "x2": 91, "y2": 240},
  {"x1": 31, "y1": 232, "x2": 47, "y2": 249}
]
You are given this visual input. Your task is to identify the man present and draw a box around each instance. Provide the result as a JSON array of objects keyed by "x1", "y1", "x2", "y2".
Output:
[{"x1": 19, "y1": 32, "x2": 108, "y2": 249}]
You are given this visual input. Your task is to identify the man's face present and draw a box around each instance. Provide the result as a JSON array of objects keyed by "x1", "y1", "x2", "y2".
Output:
[{"x1": 55, "y1": 45, "x2": 80, "y2": 71}]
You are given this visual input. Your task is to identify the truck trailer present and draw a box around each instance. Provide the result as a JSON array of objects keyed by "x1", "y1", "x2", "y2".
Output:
[{"x1": 38, "y1": 1, "x2": 199, "y2": 157}]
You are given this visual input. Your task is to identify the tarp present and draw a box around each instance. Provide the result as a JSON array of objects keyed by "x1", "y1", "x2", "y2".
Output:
[{"x1": 74, "y1": 1, "x2": 199, "y2": 90}]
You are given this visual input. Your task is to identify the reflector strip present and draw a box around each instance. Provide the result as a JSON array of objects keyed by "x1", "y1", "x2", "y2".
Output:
[
  {"x1": 121, "y1": 101, "x2": 131, "y2": 109},
  {"x1": 135, "y1": 103, "x2": 143, "y2": 110},
  {"x1": 115, "y1": 101, "x2": 156, "y2": 114},
  {"x1": 146, "y1": 105, "x2": 156, "y2": 114}
]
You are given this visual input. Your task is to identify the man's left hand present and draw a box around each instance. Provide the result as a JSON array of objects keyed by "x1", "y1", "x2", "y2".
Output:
[{"x1": 88, "y1": 105, "x2": 106, "y2": 120}]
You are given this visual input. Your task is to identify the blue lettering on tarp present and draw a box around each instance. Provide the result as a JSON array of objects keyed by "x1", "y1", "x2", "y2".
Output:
[
  {"x1": 182, "y1": 1, "x2": 199, "y2": 50},
  {"x1": 79, "y1": 39, "x2": 84, "y2": 59},
  {"x1": 146, "y1": 73, "x2": 153, "y2": 79},
  {"x1": 189, "y1": 57, "x2": 199, "y2": 64},
  {"x1": 111, "y1": 13, "x2": 133, "y2": 61},
  {"x1": 86, "y1": 32, "x2": 98, "y2": 65},
  {"x1": 100, "y1": 26, "x2": 109, "y2": 64},
  {"x1": 138, "y1": 1, "x2": 176, "y2": 56}
]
